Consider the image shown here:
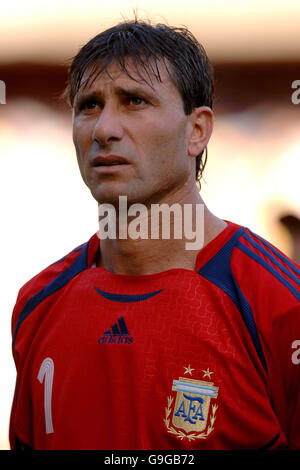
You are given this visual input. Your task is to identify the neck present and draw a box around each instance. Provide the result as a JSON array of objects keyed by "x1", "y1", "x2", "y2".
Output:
[{"x1": 96, "y1": 183, "x2": 227, "y2": 275}]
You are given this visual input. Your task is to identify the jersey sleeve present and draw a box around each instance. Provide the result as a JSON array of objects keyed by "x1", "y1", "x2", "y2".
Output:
[
  {"x1": 9, "y1": 287, "x2": 32, "y2": 449},
  {"x1": 9, "y1": 238, "x2": 92, "y2": 449},
  {"x1": 272, "y1": 304, "x2": 300, "y2": 449},
  {"x1": 232, "y1": 228, "x2": 300, "y2": 449}
]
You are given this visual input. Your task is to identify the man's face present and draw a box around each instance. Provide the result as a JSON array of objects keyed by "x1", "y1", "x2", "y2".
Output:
[{"x1": 72, "y1": 59, "x2": 196, "y2": 207}]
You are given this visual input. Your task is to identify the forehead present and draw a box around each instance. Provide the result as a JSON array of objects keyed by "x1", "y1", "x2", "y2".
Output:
[{"x1": 76, "y1": 57, "x2": 180, "y2": 100}]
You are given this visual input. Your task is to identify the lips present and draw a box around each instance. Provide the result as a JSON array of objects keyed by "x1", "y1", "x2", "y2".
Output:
[{"x1": 91, "y1": 154, "x2": 129, "y2": 167}]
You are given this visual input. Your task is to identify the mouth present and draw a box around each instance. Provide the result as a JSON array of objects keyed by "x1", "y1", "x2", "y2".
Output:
[
  {"x1": 90, "y1": 154, "x2": 131, "y2": 175},
  {"x1": 94, "y1": 162, "x2": 128, "y2": 170},
  {"x1": 91, "y1": 154, "x2": 129, "y2": 167},
  {"x1": 96, "y1": 162, "x2": 126, "y2": 166}
]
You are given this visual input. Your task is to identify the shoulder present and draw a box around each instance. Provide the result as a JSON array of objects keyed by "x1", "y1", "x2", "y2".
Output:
[
  {"x1": 198, "y1": 221, "x2": 300, "y2": 372},
  {"x1": 11, "y1": 233, "x2": 99, "y2": 349},
  {"x1": 230, "y1": 226, "x2": 300, "y2": 374},
  {"x1": 231, "y1": 226, "x2": 300, "y2": 352},
  {"x1": 231, "y1": 226, "x2": 300, "y2": 309},
  {"x1": 201, "y1": 221, "x2": 300, "y2": 307}
]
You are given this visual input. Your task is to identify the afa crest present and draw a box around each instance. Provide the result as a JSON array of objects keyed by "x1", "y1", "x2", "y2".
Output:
[{"x1": 164, "y1": 367, "x2": 218, "y2": 441}]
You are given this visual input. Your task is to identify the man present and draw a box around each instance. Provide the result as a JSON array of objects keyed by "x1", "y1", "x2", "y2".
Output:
[{"x1": 10, "y1": 19, "x2": 300, "y2": 450}]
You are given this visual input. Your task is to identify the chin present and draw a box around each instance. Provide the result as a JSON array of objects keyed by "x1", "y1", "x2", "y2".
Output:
[
  {"x1": 92, "y1": 192, "x2": 120, "y2": 206},
  {"x1": 90, "y1": 186, "x2": 124, "y2": 206},
  {"x1": 90, "y1": 181, "x2": 146, "y2": 207}
]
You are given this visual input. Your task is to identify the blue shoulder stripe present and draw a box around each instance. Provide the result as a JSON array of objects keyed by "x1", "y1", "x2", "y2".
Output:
[
  {"x1": 237, "y1": 241, "x2": 300, "y2": 302},
  {"x1": 243, "y1": 232, "x2": 300, "y2": 287},
  {"x1": 198, "y1": 227, "x2": 268, "y2": 373},
  {"x1": 248, "y1": 230, "x2": 300, "y2": 276},
  {"x1": 12, "y1": 242, "x2": 89, "y2": 350},
  {"x1": 51, "y1": 243, "x2": 86, "y2": 265}
]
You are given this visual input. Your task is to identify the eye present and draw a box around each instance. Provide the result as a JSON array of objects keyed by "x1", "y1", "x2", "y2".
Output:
[
  {"x1": 84, "y1": 100, "x2": 97, "y2": 109},
  {"x1": 127, "y1": 96, "x2": 147, "y2": 106},
  {"x1": 76, "y1": 98, "x2": 101, "y2": 114},
  {"x1": 81, "y1": 100, "x2": 99, "y2": 111}
]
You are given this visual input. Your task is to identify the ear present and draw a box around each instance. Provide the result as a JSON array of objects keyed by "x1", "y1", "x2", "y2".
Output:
[{"x1": 187, "y1": 106, "x2": 214, "y2": 157}]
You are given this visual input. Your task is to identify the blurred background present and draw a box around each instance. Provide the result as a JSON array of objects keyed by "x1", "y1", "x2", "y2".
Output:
[{"x1": 0, "y1": 0, "x2": 299, "y2": 450}]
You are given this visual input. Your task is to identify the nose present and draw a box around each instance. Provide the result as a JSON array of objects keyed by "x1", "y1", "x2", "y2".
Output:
[{"x1": 92, "y1": 103, "x2": 123, "y2": 145}]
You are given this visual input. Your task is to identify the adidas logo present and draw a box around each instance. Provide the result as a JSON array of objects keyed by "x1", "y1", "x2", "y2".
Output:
[{"x1": 98, "y1": 317, "x2": 133, "y2": 344}]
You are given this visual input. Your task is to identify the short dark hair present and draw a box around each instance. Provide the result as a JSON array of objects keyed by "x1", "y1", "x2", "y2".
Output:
[{"x1": 66, "y1": 19, "x2": 214, "y2": 183}]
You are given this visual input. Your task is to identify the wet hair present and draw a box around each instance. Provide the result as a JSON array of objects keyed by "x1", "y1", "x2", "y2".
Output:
[{"x1": 65, "y1": 19, "x2": 214, "y2": 184}]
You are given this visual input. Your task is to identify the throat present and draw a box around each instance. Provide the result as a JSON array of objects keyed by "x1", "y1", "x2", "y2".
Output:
[{"x1": 96, "y1": 238, "x2": 200, "y2": 275}]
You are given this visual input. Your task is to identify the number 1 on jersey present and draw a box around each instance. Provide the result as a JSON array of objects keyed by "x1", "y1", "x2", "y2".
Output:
[{"x1": 37, "y1": 357, "x2": 54, "y2": 434}]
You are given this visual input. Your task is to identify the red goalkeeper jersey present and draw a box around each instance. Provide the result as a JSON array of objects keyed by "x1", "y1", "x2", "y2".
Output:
[{"x1": 9, "y1": 221, "x2": 300, "y2": 449}]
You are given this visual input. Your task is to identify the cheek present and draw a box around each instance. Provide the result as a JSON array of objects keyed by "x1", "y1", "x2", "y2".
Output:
[
  {"x1": 72, "y1": 124, "x2": 82, "y2": 156},
  {"x1": 72, "y1": 123, "x2": 91, "y2": 183},
  {"x1": 147, "y1": 121, "x2": 188, "y2": 167},
  {"x1": 72, "y1": 120, "x2": 92, "y2": 157}
]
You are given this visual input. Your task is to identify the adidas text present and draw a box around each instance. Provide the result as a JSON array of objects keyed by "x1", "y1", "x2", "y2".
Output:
[{"x1": 98, "y1": 335, "x2": 134, "y2": 344}]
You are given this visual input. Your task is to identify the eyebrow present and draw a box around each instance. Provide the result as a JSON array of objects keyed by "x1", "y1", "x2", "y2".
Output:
[
  {"x1": 74, "y1": 91, "x2": 102, "y2": 110},
  {"x1": 74, "y1": 83, "x2": 159, "y2": 109},
  {"x1": 116, "y1": 84, "x2": 157, "y2": 101}
]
